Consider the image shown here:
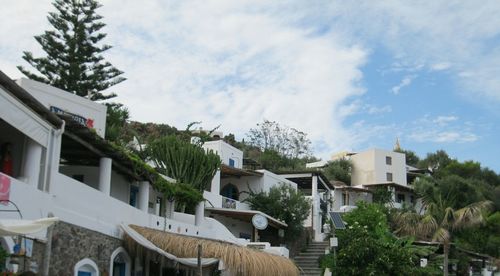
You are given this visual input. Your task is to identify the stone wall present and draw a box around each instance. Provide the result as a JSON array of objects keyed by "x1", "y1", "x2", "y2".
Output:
[
  {"x1": 48, "y1": 221, "x2": 123, "y2": 276},
  {"x1": 287, "y1": 227, "x2": 313, "y2": 258}
]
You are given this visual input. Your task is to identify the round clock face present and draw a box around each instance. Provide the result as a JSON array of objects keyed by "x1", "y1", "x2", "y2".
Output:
[{"x1": 252, "y1": 214, "x2": 268, "y2": 230}]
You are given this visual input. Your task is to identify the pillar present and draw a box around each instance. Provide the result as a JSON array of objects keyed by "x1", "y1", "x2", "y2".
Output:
[
  {"x1": 138, "y1": 181, "x2": 149, "y2": 212},
  {"x1": 210, "y1": 170, "x2": 221, "y2": 193},
  {"x1": 98, "y1": 157, "x2": 112, "y2": 195},
  {"x1": 165, "y1": 200, "x2": 175, "y2": 219},
  {"x1": 21, "y1": 139, "x2": 43, "y2": 187},
  {"x1": 312, "y1": 175, "x2": 321, "y2": 241},
  {"x1": 195, "y1": 201, "x2": 204, "y2": 226}
]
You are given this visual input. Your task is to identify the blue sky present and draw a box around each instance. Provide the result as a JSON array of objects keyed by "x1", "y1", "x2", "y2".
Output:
[{"x1": 1, "y1": 1, "x2": 499, "y2": 172}]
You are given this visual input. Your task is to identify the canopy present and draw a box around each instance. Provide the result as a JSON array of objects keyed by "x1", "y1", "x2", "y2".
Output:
[
  {"x1": 121, "y1": 224, "x2": 219, "y2": 267},
  {"x1": 125, "y1": 225, "x2": 299, "y2": 276},
  {"x1": 0, "y1": 217, "x2": 59, "y2": 236}
]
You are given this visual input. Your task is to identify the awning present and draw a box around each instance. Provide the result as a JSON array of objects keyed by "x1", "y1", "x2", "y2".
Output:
[
  {"x1": 220, "y1": 164, "x2": 263, "y2": 178},
  {"x1": 205, "y1": 208, "x2": 287, "y2": 229},
  {"x1": 124, "y1": 225, "x2": 299, "y2": 276},
  {"x1": 0, "y1": 217, "x2": 59, "y2": 236},
  {"x1": 121, "y1": 224, "x2": 218, "y2": 267},
  {"x1": 362, "y1": 182, "x2": 414, "y2": 192}
]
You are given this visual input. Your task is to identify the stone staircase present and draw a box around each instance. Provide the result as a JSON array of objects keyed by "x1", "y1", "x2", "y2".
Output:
[{"x1": 294, "y1": 241, "x2": 329, "y2": 276}]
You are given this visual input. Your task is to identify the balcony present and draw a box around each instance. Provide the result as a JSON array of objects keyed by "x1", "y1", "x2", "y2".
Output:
[{"x1": 221, "y1": 196, "x2": 250, "y2": 210}]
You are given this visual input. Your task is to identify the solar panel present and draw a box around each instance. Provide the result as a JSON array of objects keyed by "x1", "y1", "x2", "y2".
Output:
[{"x1": 329, "y1": 212, "x2": 346, "y2": 230}]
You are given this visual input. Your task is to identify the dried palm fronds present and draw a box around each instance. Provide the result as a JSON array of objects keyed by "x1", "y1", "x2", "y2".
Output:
[{"x1": 128, "y1": 225, "x2": 299, "y2": 276}]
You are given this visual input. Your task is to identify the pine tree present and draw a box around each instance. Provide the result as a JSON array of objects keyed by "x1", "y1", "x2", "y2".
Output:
[{"x1": 17, "y1": 0, "x2": 125, "y2": 101}]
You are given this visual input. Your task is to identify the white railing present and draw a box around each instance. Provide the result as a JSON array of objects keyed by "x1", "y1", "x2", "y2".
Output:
[
  {"x1": 4, "y1": 172, "x2": 245, "y2": 245},
  {"x1": 221, "y1": 196, "x2": 251, "y2": 210}
]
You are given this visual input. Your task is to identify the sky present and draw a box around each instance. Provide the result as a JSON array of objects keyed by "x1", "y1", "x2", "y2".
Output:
[{"x1": 1, "y1": 1, "x2": 500, "y2": 172}]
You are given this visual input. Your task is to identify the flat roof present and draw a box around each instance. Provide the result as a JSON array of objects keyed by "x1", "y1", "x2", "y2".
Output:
[
  {"x1": 206, "y1": 207, "x2": 287, "y2": 229},
  {"x1": 220, "y1": 164, "x2": 263, "y2": 178},
  {"x1": 0, "y1": 71, "x2": 63, "y2": 128},
  {"x1": 277, "y1": 170, "x2": 334, "y2": 190},
  {"x1": 362, "y1": 182, "x2": 414, "y2": 192}
]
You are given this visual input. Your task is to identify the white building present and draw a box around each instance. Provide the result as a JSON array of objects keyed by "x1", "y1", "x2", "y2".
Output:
[
  {"x1": 277, "y1": 171, "x2": 334, "y2": 242},
  {"x1": 202, "y1": 140, "x2": 295, "y2": 253},
  {"x1": 307, "y1": 148, "x2": 417, "y2": 211},
  {"x1": 350, "y1": 148, "x2": 415, "y2": 209},
  {"x1": 0, "y1": 73, "x2": 296, "y2": 275}
]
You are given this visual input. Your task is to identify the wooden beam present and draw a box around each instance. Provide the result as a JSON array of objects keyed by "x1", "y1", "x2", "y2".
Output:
[{"x1": 63, "y1": 131, "x2": 142, "y2": 181}]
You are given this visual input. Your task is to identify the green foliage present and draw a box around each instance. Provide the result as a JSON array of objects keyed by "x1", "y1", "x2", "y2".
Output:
[
  {"x1": 395, "y1": 148, "x2": 420, "y2": 166},
  {"x1": 146, "y1": 136, "x2": 221, "y2": 191},
  {"x1": 244, "y1": 184, "x2": 311, "y2": 241},
  {"x1": 456, "y1": 212, "x2": 500, "y2": 257},
  {"x1": 18, "y1": 0, "x2": 125, "y2": 101},
  {"x1": 108, "y1": 142, "x2": 204, "y2": 206},
  {"x1": 246, "y1": 120, "x2": 312, "y2": 159},
  {"x1": 105, "y1": 103, "x2": 130, "y2": 142},
  {"x1": 323, "y1": 159, "x2": 351, "y2": 185},
  {"x1": 417, "y1": 150, "x2": 452, "y2": 174},
  {"x1": 322, "y1": 203, "x2": 433, "y2": 275},
  {"x1": 372, "y1": 187, "x2": 393, "y2": 205},
  {"x1": 154, "y1": 177, "x2": 203, "y2": 207},
  {"x1": 0, "y1": 246, "x2": 8, "y2": 271}
]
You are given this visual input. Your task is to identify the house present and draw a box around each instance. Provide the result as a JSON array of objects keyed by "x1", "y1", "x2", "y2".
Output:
[
  {"x1": 201, "y1": 140, "x2": 295, "y2": 256},
  {"x1": 350, "y1": 148, "x2": 415, "y2": 209},
  {"x1": 307, "y1": 148, "x2": 419, "y2": 212},
  {"x1": 277, "y1": 171, "x2": 334, "y2": 242},
  {"x1": 0, "y1": 73, "x2": 298, "y2": 275}
]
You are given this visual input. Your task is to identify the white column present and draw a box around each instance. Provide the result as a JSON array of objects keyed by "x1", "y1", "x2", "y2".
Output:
[
  {"x1": 195, "y1": 201, "x2": 205, "y2": 226},
  {"x1": 138, "y1": 181, "x2": 149, "y2": 212},
  {"x1": 312, "y1": 175, "x2": 321, "y2": 241},
  {"x1": 21, "y1": 139, "x2": 43, "y2": 187},
  {"x1": 165, "y1": 200, "x2": 175, "y2": 219},
  {"x1": 211, "y1": 170, "x2": 221, "y2": 193},
  {"x1": 98, "y1": 157, "x2": 112, "y2": 196}
]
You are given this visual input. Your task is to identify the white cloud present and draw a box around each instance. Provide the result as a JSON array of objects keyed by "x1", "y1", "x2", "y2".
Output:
[
  {"x1": 433, "y1": 115, "x2": 458, "y2": 125},
  {"x1": 430, "y1": 62, "x2": 452, "y2": 71},
  {"x1": 408, "y1": 115, "x2": 478, "y2": 144},
  {"x1": 0, "y1": 0, "x2": 369, "y2": 158},
  {"x1": 321, "y1": 1, "x2": 500, "y2": 101},
  {"x1": 391, "y1": 75, "x2": 416, "y2": 95},
  {"x1": 410, "y1": 131, "x2": 478, "y2": 143},
  {"x1": 1, "y1": 1, "x2": 497, "y2": 159},
  {"x1": 366, "y1": 105, "x2": 392, "y2": 115}
]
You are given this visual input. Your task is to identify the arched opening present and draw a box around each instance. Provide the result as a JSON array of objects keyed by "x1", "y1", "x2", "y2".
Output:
[
  {"x1": 74, "y1": 258, "x2": 99, "y2": 276},
  {"x1": 221, "y1": 183, "x2": 239, "y2": 200},
  {"x1": 109, "y1": 247, "x2": 131, "y2": 276}
]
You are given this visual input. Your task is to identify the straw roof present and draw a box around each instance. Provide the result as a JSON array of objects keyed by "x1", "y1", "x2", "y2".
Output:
[{"x1": 127, "y1": 225, "x2": 299, "y2": 276}]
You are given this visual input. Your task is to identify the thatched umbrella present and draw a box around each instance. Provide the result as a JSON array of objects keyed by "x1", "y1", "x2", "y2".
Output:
[{"x1": 126, "y1": 225, "x2": 299, "y2": 276}]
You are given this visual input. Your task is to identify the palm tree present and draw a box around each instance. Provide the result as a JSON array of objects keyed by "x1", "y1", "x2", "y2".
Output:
[{"x1": 395, "y1": 191, "x2": 492, "y2": 276}]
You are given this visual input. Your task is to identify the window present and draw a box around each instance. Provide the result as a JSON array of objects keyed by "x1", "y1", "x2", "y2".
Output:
[
  {"x1": 221, "y1": 183, "x2": 239, "y2": 200},
  {"x1": 397, "y1": 193, "x2": 405, "y2": 203},
  {"x1": 129, "y1": 185, "x2": 138, "y2": 207},
  {"x1": 342, "y1": 192, "x2": 349, "y2": 206},
  {"x1": 109, "y1": 247, "x2": 131, "y2": 276},
  {"x1": 386, "y1": 172, "x2": 393, "y2": 182},
  {"x1": 228, "y1": 158, "x2": 235, "y2": 167},
  {"x1": 74, "y1": 258, "x2": 99, "y2": 276},
  {"x1": 386, "y1": 156, "x2": 392, "y2": 165},
  {"x1": 410, "y1": 195, "x2": 415, "y2": 204}
]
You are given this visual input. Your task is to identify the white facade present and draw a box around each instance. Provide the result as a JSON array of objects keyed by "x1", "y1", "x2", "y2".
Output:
[
  {"x1": 0, "y1": 77, "x2": 291, "y2": 274},
  {"x1": 17, "y1": 78, "x2": 107, "y2": 138},
  {"x1": 331, "y1": 187, "x2": 373, "y2": 212},
  {"x1": 203, "y1": 140, "x2": 243, "y2": 168},
  {"x1": 351, "y1": 148, "x2": 407, "y2": 186}
]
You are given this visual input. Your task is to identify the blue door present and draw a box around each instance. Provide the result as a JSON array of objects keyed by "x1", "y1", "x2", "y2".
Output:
[{"x1": 78, "y1": 272, "x2": 91, "y2": 276}]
